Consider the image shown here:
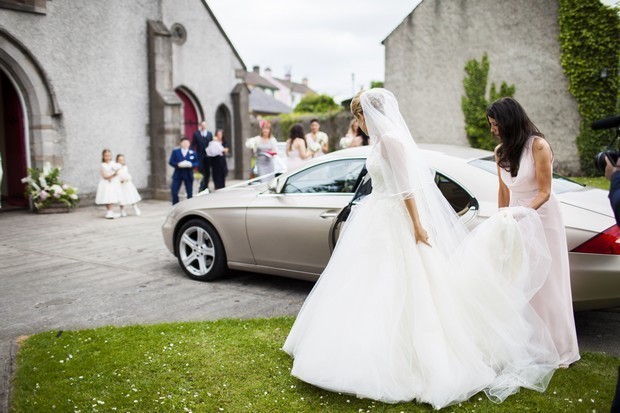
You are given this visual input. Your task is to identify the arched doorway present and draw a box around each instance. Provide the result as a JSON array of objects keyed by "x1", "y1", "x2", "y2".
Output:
[
  {"x1": 0, "y1": 69, "x2": 27, "y2": 208},
  {"x1": 175, "y1": 87, "x2": 202, "y2": 140},
  {"x1": 215, "y1": 104, "x2": 232, "y2": 155}
]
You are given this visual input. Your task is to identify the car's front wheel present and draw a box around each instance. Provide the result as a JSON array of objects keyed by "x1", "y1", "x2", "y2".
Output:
[{"x1": 175, "y1": 219, "x2": 227, "y2": 281}]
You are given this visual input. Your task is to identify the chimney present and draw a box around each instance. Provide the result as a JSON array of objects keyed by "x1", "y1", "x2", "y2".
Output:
[
  {"x1": 252, "y1": 65, "x2": 260, "y2": 74},
  {"x1": 285, "y1": 73, "x2": 291, "y2": 82},
  {"x1": 302, "y1": 77, "x2": 308, "y2": 86},
  {"x1": 264, "y1": 67, "x2": 272, "y2": 77}
]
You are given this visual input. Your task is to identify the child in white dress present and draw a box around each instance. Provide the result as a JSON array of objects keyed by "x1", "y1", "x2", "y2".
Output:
[
  {"x1": 95, "y1": 149, "x2": 121, "y2": 219},
  {"x1": 115, "y1": 154, "x2": 142, "y2": 216}
]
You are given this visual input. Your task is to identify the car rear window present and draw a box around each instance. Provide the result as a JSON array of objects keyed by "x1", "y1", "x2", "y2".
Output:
[{"x1": 469, "y1": 156, "x2": 585, "y2": 194}]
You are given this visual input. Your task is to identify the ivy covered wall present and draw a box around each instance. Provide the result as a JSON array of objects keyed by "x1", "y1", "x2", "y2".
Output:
[{"x1": 558, "y1": 0, "x2": 620, "y2": 175}]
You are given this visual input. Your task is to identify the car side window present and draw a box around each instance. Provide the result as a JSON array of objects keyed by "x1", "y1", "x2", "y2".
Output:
[
  {"x1": 434, "y1": 172, "x2": 474, "y2": 215},
  {"x1": 282, "y1": 159, "x2": 366, "y2": 194}
]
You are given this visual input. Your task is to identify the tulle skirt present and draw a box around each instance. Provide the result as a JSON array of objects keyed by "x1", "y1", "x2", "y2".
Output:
[
  {"x1": 283, "y1": 193, "x2": 559, "y2": 409},
  {"x1": 118, "y1": 182, "x2": 142, "y2": 205},
  {"x1": 95, "y1": 179, "x2": 121, "y2": 205}
]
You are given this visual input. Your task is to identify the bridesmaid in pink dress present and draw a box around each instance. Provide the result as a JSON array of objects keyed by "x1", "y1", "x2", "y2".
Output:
[{"x1": 487, "y1": 97, "x2": 580, "y2": 367}]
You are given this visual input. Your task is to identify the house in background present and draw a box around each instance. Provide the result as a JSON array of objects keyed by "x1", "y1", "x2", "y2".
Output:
[
  {"x1": 0, "y1": 0, "x2": 252, "y2": 208},
  {"x1": 383, "y1": 0, "x2": 581, "y2": 174},
  {"x1": 244, "y1": 66, "x2": 316, "y2": 116}
]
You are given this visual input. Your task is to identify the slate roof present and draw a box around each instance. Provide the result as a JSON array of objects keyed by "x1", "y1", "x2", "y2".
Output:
[
  {"x1": 249, "y1": 88, "x2": 292, "y2": 115},
  {"x1": 244, "y1": 71, "x2": 279, "y2": 90}
]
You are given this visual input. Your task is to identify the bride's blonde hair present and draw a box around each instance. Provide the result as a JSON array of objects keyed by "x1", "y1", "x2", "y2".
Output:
[
  {"x1": 350, "y1": 90, "x2": 364, "y2": 117},
  {"x1": 351, "y1": 89, "x2": 386, "y2": 117}
]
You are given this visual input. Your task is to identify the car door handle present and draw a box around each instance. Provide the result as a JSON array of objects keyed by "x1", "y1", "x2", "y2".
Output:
[{"x1": 320, "y1": 211, "x2": 338, "y2": 219}]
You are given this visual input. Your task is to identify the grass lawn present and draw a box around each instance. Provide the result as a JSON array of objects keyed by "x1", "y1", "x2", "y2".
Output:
[
  {"x1": 568, "y1": 176, "x2": 610, "y2": 190},
  {"x1": 11, "y1": 317, "x2": 619, "y2": 412}
]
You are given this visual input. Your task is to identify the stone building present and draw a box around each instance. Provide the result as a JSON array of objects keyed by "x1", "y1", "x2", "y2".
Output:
[
  {"x1": 0, "y1": 0, "x2": 251, "y2": 207},
  {"x1": 384, "y1": 0, "x2": 581, "y2": 173}
]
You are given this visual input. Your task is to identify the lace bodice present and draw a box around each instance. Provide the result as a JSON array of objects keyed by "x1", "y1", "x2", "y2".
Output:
[{"x1": 365, "y1": 145, "x2": 388, "y2": 195}]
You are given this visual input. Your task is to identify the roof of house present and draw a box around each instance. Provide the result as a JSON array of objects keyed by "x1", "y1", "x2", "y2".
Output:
[
  {"x1": 249, "y1": 88, "x2": 292, "y2": 115},
  {"x1": 244, "y1": 71, "x2": 279, "y2": 90},
  {"x1": 273, "y1": 77, "x2": 316, "y2": 95}
]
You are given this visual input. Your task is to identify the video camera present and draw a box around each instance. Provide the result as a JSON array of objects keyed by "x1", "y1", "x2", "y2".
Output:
[{"x1": 591, "y1": 115, "x2": 620, "y2": 174}]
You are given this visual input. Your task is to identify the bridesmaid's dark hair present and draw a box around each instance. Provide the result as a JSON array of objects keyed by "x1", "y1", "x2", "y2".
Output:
[
  {"x1": 288, "y1": 123, "x2": 306, "y2": 151},
  {"x1": 486, "y1": 97, "x2": 545, "y2": 177},
  {"x1": 357, "y1": 127, "x2": 370, "y2": 146}
]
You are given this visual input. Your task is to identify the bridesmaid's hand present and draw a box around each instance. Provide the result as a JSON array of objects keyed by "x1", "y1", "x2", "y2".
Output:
[{"x1": 414, "y1": 226, "x2": 431, "y2": 247}]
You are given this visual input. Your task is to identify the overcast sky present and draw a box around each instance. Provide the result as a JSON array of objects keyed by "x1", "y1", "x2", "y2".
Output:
[
  {"x1": 207, "y1": 0, "x2": 619, "y2": 102},
  {"x1": 207, "y1": 0, "x2": 420, "y2": 101}
]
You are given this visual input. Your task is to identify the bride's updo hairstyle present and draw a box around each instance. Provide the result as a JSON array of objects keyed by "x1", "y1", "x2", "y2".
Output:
[
  {"x1": 351, "y1": 90, "x2": 386, "y2": 118},
  {"x1": 350, "y1": 90, "x2": 364, "y2": 117}
]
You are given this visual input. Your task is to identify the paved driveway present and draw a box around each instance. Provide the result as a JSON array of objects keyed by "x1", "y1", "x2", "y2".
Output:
[{"x1": 0, "y1": 198, "x2": 618, "y2": 411}]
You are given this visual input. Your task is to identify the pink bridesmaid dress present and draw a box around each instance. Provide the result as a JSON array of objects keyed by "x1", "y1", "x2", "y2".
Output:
[{"x1": 499, "y1": 136, "x2": 580, "y2": 365}]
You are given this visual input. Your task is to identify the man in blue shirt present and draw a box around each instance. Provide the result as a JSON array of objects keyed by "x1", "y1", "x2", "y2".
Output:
[{"x1": 169, "y1": 137, "x2": 199, "y2": 205}]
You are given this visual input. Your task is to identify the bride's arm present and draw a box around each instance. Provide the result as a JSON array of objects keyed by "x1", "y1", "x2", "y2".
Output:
[{"x1": 404, "y1": 197, "x2": 431, "y2": 246}]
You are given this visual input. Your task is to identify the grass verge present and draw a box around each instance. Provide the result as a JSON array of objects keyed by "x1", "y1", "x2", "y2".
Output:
[
  {"x1": 11, "y1": 317, "x2": 619, "y2": 412},
  {"x1": 569, "y1": 176, "x2": 611, "y2": 190}
]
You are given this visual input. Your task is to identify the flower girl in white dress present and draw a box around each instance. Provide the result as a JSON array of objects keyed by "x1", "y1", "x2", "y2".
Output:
[
  {"x1": 95, "y1": 149, "x2": 121, "y2": 219},
  {"x1": 283, "y1": 89, "x2": 560, "y2": 409},
  {"x1": 115, "y1": 154, "x2": 141, "y2": 217}
]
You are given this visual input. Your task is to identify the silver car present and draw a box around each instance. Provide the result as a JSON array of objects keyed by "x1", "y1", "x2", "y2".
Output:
[{"x1": 162, "y1": 145, "x2": 620, "y2": 310}]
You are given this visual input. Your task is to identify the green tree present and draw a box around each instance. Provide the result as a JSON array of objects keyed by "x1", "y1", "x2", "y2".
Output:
[
  {"x1": 293, "y1": 94, "x2": 340, "y2": 114},
  {"x1": 461, "y1": 53, "x2": 516, "y2": 151},
  {"x1": 370, "y1": 80, "x2": 384, "y2": 89}
]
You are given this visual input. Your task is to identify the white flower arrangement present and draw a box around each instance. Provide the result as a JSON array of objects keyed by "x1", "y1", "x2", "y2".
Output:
[
  {"x1": 245, "y1": 137, "x2": 259, "y2": 151},
  {"x1": 308, "y1": 141, "x2": 322, "y2": 153},
  {"x1": 315, "y1": 133, "x2": 328, "y2": 145},
  {"x1": 21, "y1": 166, "x2": 79, "y2": 210},
  {"x1": 339, "y1": 136, "x2": 353, "y2": 149}
]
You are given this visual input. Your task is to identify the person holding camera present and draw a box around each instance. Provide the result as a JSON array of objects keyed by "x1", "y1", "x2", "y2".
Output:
[{"x1": 605, "y1": 156, "x2": 620, "y2": 226}]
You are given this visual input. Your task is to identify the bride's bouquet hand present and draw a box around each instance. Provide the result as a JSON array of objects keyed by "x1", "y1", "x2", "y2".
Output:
[{"x1": 414, "y1": 226, "x2": 431, "y2": 247}]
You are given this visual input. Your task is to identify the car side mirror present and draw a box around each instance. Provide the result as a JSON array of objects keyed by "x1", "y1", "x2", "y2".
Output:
[{"x1": 268, "y1": 177, "x2": 279, "y2": 193}]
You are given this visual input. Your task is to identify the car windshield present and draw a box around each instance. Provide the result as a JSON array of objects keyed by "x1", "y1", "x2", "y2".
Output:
[{"x1": 469, "y1": 156, "x2": 585, "y2": 194}]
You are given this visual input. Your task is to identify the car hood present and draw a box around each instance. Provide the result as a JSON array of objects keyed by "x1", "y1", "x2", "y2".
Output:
[{"x1": 558, "y1": 187, "x2": 614, "y2": 217}]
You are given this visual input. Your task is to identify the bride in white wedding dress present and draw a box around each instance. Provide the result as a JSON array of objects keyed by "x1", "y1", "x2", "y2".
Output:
[{"x1": 282, "y1": 89, "x2": 560, "y2": 409}]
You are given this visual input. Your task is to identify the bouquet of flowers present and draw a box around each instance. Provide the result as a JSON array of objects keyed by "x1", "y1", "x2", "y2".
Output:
[
  {"x1": 339, "y1": 136, "x2": 353, "y2": 149},
  {"x1": 21, "y1": 165, "x2": 79, "y2": 210},
  {"x1": 315, "y1": 133, "x2": 328, "y2": 145},
  {"x1": 308, "y1": 141, "x2": 322, "y2": 153},
  {"x1": 245, "y1": 137, "x2": 259, "y2": 151}
]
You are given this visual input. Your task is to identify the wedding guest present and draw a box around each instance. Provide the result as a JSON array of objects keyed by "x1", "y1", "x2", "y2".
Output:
[
  {"x1": 339, "y1": 119, "x2": 359, "y2": 149},
  {"x1": 351, "y1": 127, "x2": 370, "y2": 147},
  {"x1": 250, "y1": 120, "x2": 278, "y2": 182},
  {"x1": 306, "y1": 118, "x2": 328, "y2": 157},
  {"x1": 286, "y1": 123, "x2": 312, "y2": 170},
  {"x1": 206, "y1": 129, "x2": 229, "y2": 190},
  {"x1": 169, "y1": 137, "x2": 198, "y2": 205},
  {"x1": 191, "y1": 121, "x2": 213, "y2": 192},
  {"x1": 95, "y1": 149, "x2": 121, "y2": 219},
  {"x1": 115, "y1": 154, "x2": 142, "y2": 217},
  {"x1": 488, "y1": 97, "x2": 579, "y2": 367}
]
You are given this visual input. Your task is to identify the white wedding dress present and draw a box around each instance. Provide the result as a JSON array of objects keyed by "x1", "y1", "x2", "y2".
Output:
[{"x1": 283, "y1": 89, "x2": 559, "y2": 410}]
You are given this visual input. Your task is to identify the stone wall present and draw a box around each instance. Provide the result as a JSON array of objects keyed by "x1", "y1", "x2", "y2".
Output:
[
  {"x1": 0, "y1": 0, "x2": 248, "y2": 201},
  {"x1": 0, "y1": 0, "x2": 161, "y2": 194},
  {"x1": 384, "y1": 0, "x2": 581, "y2": 174}
]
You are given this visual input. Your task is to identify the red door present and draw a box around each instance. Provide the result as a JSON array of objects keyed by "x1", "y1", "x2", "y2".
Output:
[
  {"x1": 1, "y1": 70, "x2": 28, "y2": 208},
  {"x1": 175, "y1": 89, "x2": 199, "y2": 140}
]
